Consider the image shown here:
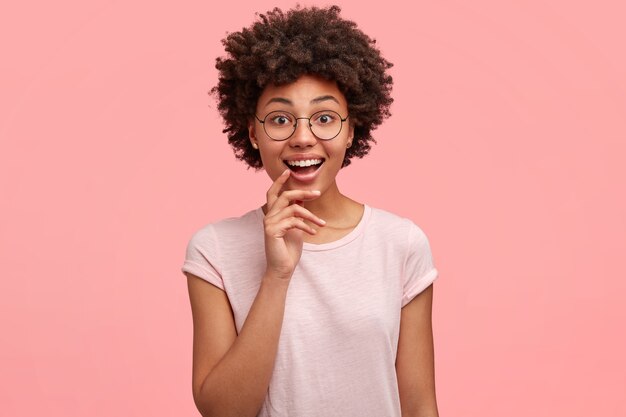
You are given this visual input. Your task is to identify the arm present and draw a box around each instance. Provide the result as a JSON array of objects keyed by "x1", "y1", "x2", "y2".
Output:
[
  {"x1": 187, "y1": 271, "x2": 290, "y2": 417},
  {"x1": 396, "y1": 283, "x2": 439, "y2": 417},
  {"x1": 187, "y1": 169, "x2": 326, "y2": 417}
]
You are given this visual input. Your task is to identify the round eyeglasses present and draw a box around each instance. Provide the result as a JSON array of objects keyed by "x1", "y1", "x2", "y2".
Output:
[{"x1": 255, "y1": 110, "x2": 349, "y2": 141}]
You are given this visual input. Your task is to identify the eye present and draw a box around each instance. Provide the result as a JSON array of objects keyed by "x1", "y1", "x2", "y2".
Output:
[
  {"x1": 267, "y1": 112, "x2": 294, "y2": 126},
  {"x1": 313, "y1": 112, "x2": 337, "y2": 125},
  {"x1": 272, "y1": 116, "x2": 289, "y2": 125}
]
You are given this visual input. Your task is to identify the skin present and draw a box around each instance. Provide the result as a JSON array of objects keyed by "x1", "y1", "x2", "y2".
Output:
[
  {"x1": 186, "y1": 74, "x2": 439, "y2": 417},
  {"x1": 248, "y1": 74, "x2": 364, "y2": 245}
]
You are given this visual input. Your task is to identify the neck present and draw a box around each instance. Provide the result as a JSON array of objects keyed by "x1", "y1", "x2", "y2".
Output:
[
  {"x1": 301, "y1": 180, "x2": 348, "y2": 221},
  {"x1": 261, "y1": 180, "x2": 360, "y2": 224}
]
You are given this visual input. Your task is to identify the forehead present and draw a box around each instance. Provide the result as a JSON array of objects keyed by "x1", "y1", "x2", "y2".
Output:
[{"x1": 257, "y1": 74, "x2": 348, "y2": 109}]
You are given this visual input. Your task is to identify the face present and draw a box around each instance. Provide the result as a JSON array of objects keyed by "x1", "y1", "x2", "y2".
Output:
[{"x1": 248, "y1": 74, "x2": 354, "y2": 193}]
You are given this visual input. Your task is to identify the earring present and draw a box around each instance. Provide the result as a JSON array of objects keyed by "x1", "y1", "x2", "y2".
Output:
[
  {"x1": 252, "y1": 142, "x2": 258, "y2": 149},
  {"x1": 346, "y1": 142, "x2": 352, "y2": 148}
]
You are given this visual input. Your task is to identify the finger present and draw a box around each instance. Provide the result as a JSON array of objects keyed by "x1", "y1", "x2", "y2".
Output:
[
  {"x1": 267, "y1": 189, "x2": 322, "y2": 215},
  {"x1": 268, "y1": 217, "x2": 318, "y2": 238},
  {"x1": 266, "y1": 203, "x2": 326, "y2": 227},
  {"x1": 266, "y1": 169, "x2": 291, "y2": 207}
]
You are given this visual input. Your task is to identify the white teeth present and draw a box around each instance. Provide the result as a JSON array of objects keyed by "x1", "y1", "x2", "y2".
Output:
[{"x1": 286, "y1": 159, "x2": 323, "y2": 167}]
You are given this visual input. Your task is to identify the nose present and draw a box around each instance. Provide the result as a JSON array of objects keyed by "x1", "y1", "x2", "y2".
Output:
[{"x1": 288, "y1": 118, "x2": 317, "y2": 148}]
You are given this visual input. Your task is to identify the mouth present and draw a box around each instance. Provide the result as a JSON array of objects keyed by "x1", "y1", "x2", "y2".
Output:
[{"x1": 283, "y1": 158, "x2": 325, "y2": 175}]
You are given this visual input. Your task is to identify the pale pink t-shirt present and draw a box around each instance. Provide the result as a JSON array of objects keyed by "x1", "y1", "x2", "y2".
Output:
[{"x1": 181, "y1": 204, "x2": 438, "y2": 417}]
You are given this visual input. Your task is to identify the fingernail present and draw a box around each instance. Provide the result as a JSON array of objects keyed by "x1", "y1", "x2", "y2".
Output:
[
  {"x1": 319, "y1": 219, "x2": 326, "y2": 225},
  {"x1": 282, "y1": 169, "x2": 290, "y2": 175},
  {"x1": 312, "y1": 190, "x2": 321, "y2": 194}
]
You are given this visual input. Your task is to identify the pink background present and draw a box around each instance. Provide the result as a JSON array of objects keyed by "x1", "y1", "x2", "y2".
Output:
[{"x1": 1, "y1": 1, "x2": 625, "y2": 415}]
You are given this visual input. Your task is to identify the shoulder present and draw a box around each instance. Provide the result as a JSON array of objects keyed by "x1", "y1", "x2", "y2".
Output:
[
  {"x1": 182, "y1": 208, "x2": 264, "y2": 286},
  {"x1": 364, "y1": 206, "x2": 435, "y2": 264},
  {"x1": 186, "y1": 208, "x2": 261, "y2": 249},
  {"x1": 190, "y1": 207, "x2": 260, "y2": 238},
  {"x1": 367, "y1": 205, "x2": 429, "y2": 241}
]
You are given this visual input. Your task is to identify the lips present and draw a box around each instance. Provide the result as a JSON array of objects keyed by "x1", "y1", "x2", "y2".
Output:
[{"x1": 283, "y1": 157, "x2": 325, "y2": 182}]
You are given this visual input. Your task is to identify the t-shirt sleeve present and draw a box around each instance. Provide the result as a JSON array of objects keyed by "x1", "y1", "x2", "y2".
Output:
[
  {"x1": 401, "y1": 221, "x2": 439, "y2": 307},
  {"x1": 181, "y1": 225, "x2": 225, "y2": 290}
]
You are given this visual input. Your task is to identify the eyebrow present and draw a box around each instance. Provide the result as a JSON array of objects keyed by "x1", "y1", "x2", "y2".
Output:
[
  {"x1": 310, "y1": 95, "x2": 340, "y2": 105},
  {"x1": 263, "y1": 95, "x2": 340, "y2": 108}
]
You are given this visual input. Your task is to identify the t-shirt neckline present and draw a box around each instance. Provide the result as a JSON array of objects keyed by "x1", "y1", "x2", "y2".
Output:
[{"x1": 255, "y1": 204, "x2": 371, "y2": 252}]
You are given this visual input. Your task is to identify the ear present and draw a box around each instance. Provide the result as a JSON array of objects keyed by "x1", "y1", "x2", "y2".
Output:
[
  {"x1": 248, "y1": 119, "x2": 259, "y2": 149},
  {"x1": 347, "y1": 122, "x2": 355, "y2": 147}
]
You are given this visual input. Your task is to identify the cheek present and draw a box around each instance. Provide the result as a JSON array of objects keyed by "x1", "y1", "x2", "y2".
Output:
[
  {"x1": 327, "y1": 144, "x2": 348, "y2": 162},
  {"x1": 258, "y1": 147, "x2": 284, "y2": 176}
]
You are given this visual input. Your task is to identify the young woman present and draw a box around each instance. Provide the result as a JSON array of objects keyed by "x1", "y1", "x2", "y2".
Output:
[{"x1": 182, "y1": 6, "x2": 440, "y2": 417}]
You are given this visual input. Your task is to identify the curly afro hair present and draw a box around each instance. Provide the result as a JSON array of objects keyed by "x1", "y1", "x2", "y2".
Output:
[{"x1": 211, "y1": 5, "x2": 394, "y2": 170}]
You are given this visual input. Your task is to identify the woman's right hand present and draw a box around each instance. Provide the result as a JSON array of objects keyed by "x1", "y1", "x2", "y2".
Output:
[{"x1": 263, "y1": 169, "x2": 326, "y2": 280}]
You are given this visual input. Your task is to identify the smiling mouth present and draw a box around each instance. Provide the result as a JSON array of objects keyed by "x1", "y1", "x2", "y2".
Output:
[{"x1": 284, "y1": 159, "x2": 325, "y2": 174}]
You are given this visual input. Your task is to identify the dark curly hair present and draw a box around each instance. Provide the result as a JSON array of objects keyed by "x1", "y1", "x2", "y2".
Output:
[{"x1": 211, "y1": 5, "x2": 394, "y2": 169}]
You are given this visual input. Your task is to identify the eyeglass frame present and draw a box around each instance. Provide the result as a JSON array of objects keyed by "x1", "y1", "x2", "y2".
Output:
[{"x1": 254, "y1": 110, "x2": 349, "y2": 141}]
